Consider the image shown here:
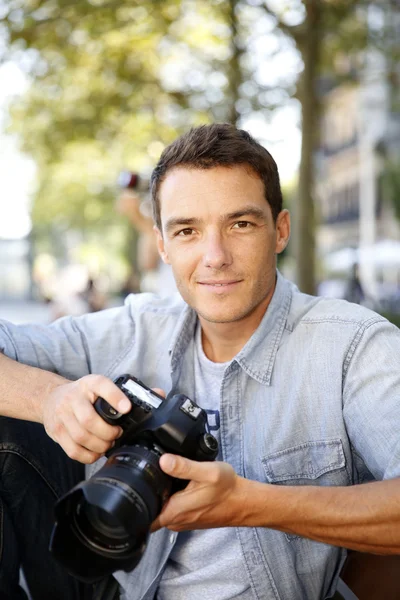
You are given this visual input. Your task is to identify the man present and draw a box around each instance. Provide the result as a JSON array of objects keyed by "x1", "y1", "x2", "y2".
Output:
[{"x1": 0, "y1": 123, "x2": 399, "y2": 600}]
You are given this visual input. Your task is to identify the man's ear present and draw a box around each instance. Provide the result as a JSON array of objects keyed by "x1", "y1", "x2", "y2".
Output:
[
  {"x1": 275, "y1": 209, "x2": 291, "y2": 255},
  {"x1": 154, "y1": 226, "x2": 171, "y2": 264}
]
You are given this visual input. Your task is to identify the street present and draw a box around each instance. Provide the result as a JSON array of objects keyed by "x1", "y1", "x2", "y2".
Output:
[{"x1": 0, "y1": 300, "x2": 51, "y2": 324}]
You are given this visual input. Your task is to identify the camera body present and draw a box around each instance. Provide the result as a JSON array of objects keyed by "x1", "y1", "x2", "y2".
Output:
[
  {"x1": 95, "y1": 374, "x2": 219, "y2": 464},
  {"x1": 50, "y1": 375, "x2": 218, "y2": 582}
]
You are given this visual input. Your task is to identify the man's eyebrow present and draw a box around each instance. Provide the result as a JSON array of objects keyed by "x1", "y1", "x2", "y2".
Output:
[
  {"x1": 225, "y1": 206, "x2": 267, "y2": 221},
  {"x1": 164, "y1": 206, "x2": 268, "y2": 234},
  {"x1": 164, "y1": 217, "x2": 200, "y2": 234}
]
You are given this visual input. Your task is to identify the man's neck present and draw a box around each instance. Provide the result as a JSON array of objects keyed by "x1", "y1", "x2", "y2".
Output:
[
  {"x1": 199, "y1": 309, "x2": 266, "y2": 363},
  {"x1": 199, "y1": 324, "x2": 247, "y2": 363}
]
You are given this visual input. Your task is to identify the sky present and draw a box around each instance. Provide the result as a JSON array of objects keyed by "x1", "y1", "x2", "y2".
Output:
[
  {"x1": 0, "y1": 61, "x2": 35, "y2": 239},
  {"x1": 0, "y1": 60, "x2": 301, "y2": 241}
]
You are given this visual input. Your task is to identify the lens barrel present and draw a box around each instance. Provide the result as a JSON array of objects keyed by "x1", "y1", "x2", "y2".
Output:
[{"x1": 50, "y1": 444, "x2": 172, "y2": 582}]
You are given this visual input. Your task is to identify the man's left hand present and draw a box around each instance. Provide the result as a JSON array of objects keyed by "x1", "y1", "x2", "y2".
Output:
[{"x1": 150, "y1": 454, "x2": 249, "y2": 532}]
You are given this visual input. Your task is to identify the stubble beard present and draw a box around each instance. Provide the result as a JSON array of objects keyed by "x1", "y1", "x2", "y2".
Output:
[
  {"x1": 192, "y1": 285, "x2": 272, "y2": 326},
  {"x1": 173, "y1": 268, "x2": 274, "y2": 326}
]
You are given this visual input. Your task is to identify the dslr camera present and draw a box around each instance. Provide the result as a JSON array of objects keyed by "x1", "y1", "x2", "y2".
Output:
[{"x1": 49, "y1": 375, "x2": 218, "y2": 582}]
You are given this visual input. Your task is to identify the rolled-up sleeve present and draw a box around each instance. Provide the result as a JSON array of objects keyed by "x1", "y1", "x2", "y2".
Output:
[
  {"x1": 343, "y1": 318, "x2": 400, "y2": 481},
  {"x1": 0, "y1": 303, "x2": 136, "y2": 381}
]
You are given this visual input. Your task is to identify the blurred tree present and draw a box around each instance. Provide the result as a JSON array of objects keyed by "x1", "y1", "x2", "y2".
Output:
[
  {"x1": 2, "y1": 1, "x2": 192, "y2": 228},
  {"x1": 1, "y1": 0, "x2": 231, "y2": 274},
  {"x1": 377, "y1": 1, "x2": 400, "y2": 225},
  {"x1": 1, "y1": 0, "x2": 393, "y2": 293},
  {"x1": 255, "y1": 0, "x2": 374, "y2": 294},
  {"x1": 382, "y1": 158, "x2": 400, "y2": 223},
  {"x1": 1, "y1": 0, "x2": 281, "y2": 265}
]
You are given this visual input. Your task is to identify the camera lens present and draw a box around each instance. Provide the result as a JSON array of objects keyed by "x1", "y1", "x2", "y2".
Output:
[
  {"x1": 74, "y1": 445, "x2": 172, "y2": 553},
  {"x1": 73, "y1": 498, "x2": 133, "y2": 554},
  {"x1": 50, "y1": 443, "x2": 173, "y2": 581},
  {"x1": 79, "y1": 502, "x2": 130, "y2": 542},
  {"x1": 84, "y1": 505, "x2": 124, "y2": 536}
]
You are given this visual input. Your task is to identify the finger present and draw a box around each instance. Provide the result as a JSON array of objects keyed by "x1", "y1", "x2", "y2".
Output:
[
  {"x1": 80, "y1": 375, "x2": 132, "y2": 413},
  {"x1": 72, "y1": 395, "x2": 123, "y2": 442},
  {"x1": 150, "y1": 497, "x2": 195, "y2": 533},
  {"x1": 62, "y1": 411, "x2": 114, "y2": 455},
  {"x1": 152, "y1": 388, "x2": 166, "y2": 398},
  {"x1": 150, "y1": 498, "x2": 183, "y2": 533},
  {"x1": 55, "y1": 430, "x2": 102, "y2": 464},
  {"x1": 159, "y1": 454, "x2": 216, "y2": 482},
  {"x1": 150, "y1": 515, "x2": 164, "y2": 533},
  {"x1": 150, "y1": 488, "x2": 209, "y2": 533}
]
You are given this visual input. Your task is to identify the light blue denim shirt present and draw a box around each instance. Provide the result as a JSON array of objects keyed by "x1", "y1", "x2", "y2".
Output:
[{"x1": 1, "y1": 272, "x2": 400, "y2": 600}]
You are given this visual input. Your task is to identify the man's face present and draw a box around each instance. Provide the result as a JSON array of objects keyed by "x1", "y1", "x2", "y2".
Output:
[{"x1": 155, "y1": 165, "x2": 290, "y2": 328}]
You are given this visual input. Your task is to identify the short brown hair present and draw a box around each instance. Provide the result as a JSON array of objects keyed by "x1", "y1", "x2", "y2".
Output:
[{"x1": 150, "y1": 123, "x2": 283, "y2": 229}]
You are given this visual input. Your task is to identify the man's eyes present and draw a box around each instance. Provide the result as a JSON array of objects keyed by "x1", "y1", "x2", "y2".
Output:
[
  {"x1": 174, "y1": 221, "x2": 254, "y2": 236},
  {"x1": 176, "y1": 228, "x2": 194, "y2": 236},
  {"x1": 232, "y1": 221, "x2": 254, "y2": 229}
]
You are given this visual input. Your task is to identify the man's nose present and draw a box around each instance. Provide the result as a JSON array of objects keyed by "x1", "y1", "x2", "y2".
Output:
[{"x1": 202, "y1": 232, "x2": 232, "y2": 269}]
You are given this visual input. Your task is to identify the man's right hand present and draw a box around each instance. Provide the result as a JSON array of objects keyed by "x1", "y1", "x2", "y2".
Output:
[{"x1": 42, "y1": 375, "x2": 132, "y2": 464}]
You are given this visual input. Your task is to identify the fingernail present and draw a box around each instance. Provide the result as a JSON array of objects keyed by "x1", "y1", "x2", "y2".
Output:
[
  {"x1": 162, "y1": 455, "x2": 176, "y2": 471},
  {"x1": 118, "y1": 398, "x2": 131, "y2": 412}
]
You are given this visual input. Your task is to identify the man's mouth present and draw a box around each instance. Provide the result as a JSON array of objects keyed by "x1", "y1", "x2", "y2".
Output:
[{"x1": 198, "y1": 280, "x2": 242, "y2": 289}]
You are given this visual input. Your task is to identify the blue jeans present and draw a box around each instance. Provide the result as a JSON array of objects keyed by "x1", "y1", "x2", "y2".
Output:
[{"x1": 0, "y1": 417, "x2": 95, "y2": 600}]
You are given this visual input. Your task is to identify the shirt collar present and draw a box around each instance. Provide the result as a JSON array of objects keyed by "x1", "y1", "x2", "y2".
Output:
[
  {"x1": 169, "y1": 271, "x2": 293, "y2": 385},
  {"x1": 234, "y1": 271, "x2": 293, "y2": 385}
]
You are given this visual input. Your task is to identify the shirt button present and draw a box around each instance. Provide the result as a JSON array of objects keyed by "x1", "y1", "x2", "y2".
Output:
[{"x1": 169, "y1": 533, "x2": 176, "y2": 544}]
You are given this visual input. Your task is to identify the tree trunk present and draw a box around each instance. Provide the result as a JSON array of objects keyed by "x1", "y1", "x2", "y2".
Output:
[
  {"x1": 226, "y1": 0, "x2": 243, "y2": 125},
  {"x1": 294, "y1": 1, "x2": 323, "y2": 294}
]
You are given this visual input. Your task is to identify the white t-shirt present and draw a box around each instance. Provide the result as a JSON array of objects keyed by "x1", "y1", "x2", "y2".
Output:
[{"x1": 157, "y1": 325, "x2": 254, "y2": 599}]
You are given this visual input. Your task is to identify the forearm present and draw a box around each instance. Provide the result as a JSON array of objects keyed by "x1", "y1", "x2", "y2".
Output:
[
  {"x1": 0, "y1": 352, "x2": 67, "y2": 423},
  {"x1": 137, "y1": 233, "x2": 160, "y2": 271},
  {"x1": 241, "y1": 477, "x2": 400, "y2": 554},
  {"x1": 126, "y1": 212, "x2": 154, "y2": 233}
]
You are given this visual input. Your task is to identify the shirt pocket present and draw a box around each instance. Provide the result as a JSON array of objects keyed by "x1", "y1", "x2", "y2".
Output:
[{"x1": 261, "y1": 439, "x2": 349, "y2": 541}]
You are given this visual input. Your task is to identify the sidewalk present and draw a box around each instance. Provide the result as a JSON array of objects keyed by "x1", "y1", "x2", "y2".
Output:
[{"x1": 0, "y1": 300, "x2": 51, "y2": 324}]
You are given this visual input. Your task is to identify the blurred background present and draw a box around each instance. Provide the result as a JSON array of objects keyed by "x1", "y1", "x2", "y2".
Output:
[{"x1": 0, "y1": 0, "x2": 399, "y2": 325}]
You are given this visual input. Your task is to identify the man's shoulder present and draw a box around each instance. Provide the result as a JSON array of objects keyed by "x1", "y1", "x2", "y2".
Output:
[
  {"x1": 123, "y1": 291, "x2": 186, "y2": 317},
  {"x1": 290, "y1": 288, "x2": 387, "y2": 329},
  {"x1": 65, "y1": 292, "x2": 187, "y2": 342},
  {"x1": 122, "y1": 292, "x2": 189, "y2": 334}
]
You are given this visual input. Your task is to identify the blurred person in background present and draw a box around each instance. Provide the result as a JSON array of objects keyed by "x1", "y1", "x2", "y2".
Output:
[
  {"x1": 118, "y1": 268, "x2": 141, "y2": 301},
  {"x1": 33, "y1": 255, "x2": 108, "y2": 320},
  {"x1": 80, "y1": 277, "x2": 108, "y2": 313},
  {"x1": 344, "y1": 263, "x2": 365, "y2": 306},
  {"x1": 116, "y1": 172, "x2": 176, "y2": 297},
  {"x1": 0, "y1": 124, "x2": 399, "y2": 600},
  {"x1": 49, "y1": 269, "x2": 108, "y2": 320}
]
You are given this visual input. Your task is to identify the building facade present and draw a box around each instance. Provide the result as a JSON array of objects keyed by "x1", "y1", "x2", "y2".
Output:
[{"x1": 316, "y1": 40, "x2": 400, "y2": 299}]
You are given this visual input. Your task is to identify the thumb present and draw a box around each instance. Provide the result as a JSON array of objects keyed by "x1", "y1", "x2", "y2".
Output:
[
  {"x1": 159, "y1": 454, "x2": 211, "y2": 481},
  {"x1": 159, "y1": 454, "x2": 179, "y2": 474}
]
